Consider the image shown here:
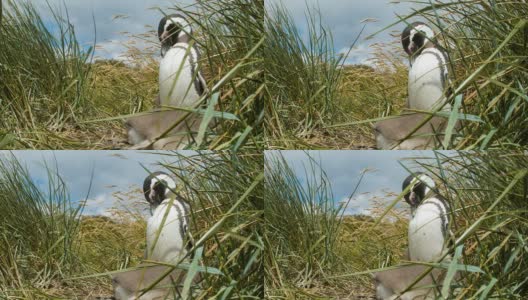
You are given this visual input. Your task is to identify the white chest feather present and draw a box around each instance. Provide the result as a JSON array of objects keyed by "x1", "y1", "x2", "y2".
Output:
[
  {"x1": 408, "y1": 48, "x2": 450, "y2": 111},
  {"x1": 146, "y1": 199, "x2": 189, "y2": 263},
  {"x1": 159, "y1": 43, "x2": 201, "y2": 108},
  {"x1": 408, "y1": 198, "x2": 448, "y2": 262}
]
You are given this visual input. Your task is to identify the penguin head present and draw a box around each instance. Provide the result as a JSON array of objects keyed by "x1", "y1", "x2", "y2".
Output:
[
  {"x1": 158, "y1": 14, "x2": 192, "y2": 47},
  {"x1": 402, "y1": 172, "x2": 435, "y2": 208},
  {"x1": 143, "y1": 171, "x2": 176, "y2": 206},
  {"x1": 402, "y1": 22, "x2": 436, "y2": 56}
]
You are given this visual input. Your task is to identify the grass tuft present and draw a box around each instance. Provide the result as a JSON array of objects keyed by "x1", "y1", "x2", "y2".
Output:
[
  {"x1": 265, "y1": 150, "x2": 528, "y2": 298},
  {"x1": 265, "y1": 0, "x2": 528, "y2": 150},
  {"x1": 0, "y1": 153, "x2": 85, "y2": 298},
  {"x1": 0, "y1": 0, "x2": 264, "y2": 150},
  {"x1": 265, "y1": 151, "x2": 370, "y2": 298},
  {"x1": 0, "y1": 151, "x2": 263, "y2": 298},
  {"x1": 265, "y1": 3, "x2": 352, "y2": 148}
]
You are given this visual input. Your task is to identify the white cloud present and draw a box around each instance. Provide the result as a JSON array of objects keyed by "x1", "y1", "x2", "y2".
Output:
[
  {"x1": 339, "y1": 43, "x2": 373, "y2": 66},
  {"x1": 267, "y1": 151, "x2": 457, "y2": 215},
  {"x1": 95, "y1": 40, "x2": 130, "y2": 60},
  {"x1": 94, "y1": 37, "x2": 158, "y2": 63},
  {"x1": 6, "y1": 150, "x2": 192, "y2": 215},
  {"x1": 83, "y1": 190, "x2": 149, "y2": 220},
  {"x1": 340, "y1": 192, "x2": 375, "y2": 215},
  {"x1": 267, "y1": 0, "x2": 421, "y2": 67},
  {"x1": 32, "y1": 0, "x2": 196, "y2": 59},
  {"x1": 339, "y1": 188, "x2": 402, "y2": 216},
  {"x1": 83, "y1": 193, "x2": 112, "y2": 215}
]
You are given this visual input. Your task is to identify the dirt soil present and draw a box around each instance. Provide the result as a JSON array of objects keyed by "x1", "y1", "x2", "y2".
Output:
[{"x1": 305, "y1": 127, "x2": 376, "y2": 150}]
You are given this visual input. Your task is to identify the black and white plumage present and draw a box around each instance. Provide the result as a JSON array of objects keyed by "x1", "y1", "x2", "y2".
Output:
[
  {"x1": 158, "y1": 14, "x2": 207, "y2": 109},
  {"x1": 402, "y1": 22, "x2": 451, "y2": 112},
  {"x1": 124, "y1": 14, "x2": 208, "y2": 150},
  {"x1": 402, "y1": 173, "x2": 450, "y2": 262},
  {"x1": 143, "y1": 171, "x2": 191, "y2": 263}
]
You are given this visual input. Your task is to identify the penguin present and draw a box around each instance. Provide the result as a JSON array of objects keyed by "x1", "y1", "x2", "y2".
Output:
[
  {"x1": 158, "y1": 14, "x2": 207, "y2": 109},
  {"x1": 374, "y1": 113, "x2": 451, "y2": 150},
  {"x1": 143, "y1": 171, "x2": 192, "y2": 264},
  {"x1": 402, "y1": 22, "x2": 451, "y2": 112},
  {"x1": 402, "y1": 173, "x2": 450, "y2": 262},
  {"x1": 112, "y1": 265, "x2": 181, "y2": 299},
  {"x1": 374, "y1": 264, "x2": 445, "y2": 300}
]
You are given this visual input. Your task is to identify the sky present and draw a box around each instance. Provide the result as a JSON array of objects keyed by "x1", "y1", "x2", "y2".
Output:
[
  {"x1": 265, "y1": 151, "x2": 456, "y2": 215},
  {"x1": 30, "y1": 0, "x2": 196, "y2": 60},
  {"x1": 1, "y1": 151, "x2": 196, "y2": 217},
  {"x1": 266, "y1": 0, "x2": 423, "y2": 65},
  {"x1": 22, "y1": 0, "x2": 424, "y2": 64}
]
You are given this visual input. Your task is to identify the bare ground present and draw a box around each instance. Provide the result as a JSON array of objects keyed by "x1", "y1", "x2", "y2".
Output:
[{"x1": 267, "y1": 126, "x2": 376, "y2": 150}]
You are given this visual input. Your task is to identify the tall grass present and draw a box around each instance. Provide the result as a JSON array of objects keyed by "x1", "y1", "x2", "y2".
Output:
[
  {"x1": 352, "y1": 151, "x2": 528, "y2": 298},
  {"x1": 154, "y1": 0, "x2": 264, "y2": 151},
  {"x1": 0, "y1": 0, "x2": 94, "y2": 147},
  {"x1": 0, "y1": 0, "x2": 264, "y2": 150},
  {"x1": 335, "y1": 44, "x2": 410, "y2": 149},
  {"x1": 265, "y1": 150, "x2": 528, "y2": 298},
  {"x1": 153, "y1": 151, "x2": 264, "y2": 298},
  {"x1": 389, "y1": 0, "x2": 528, "y2": 149},
  {"x1": 265, "y1": 3, "x2": 352, "y2": 148},
  {"x1": 0, "y1": 151, "x2": 263, "y2": 298},
  {"x1": 265, "y1": 151, "x2": 365, "y2": 297},
  {"x1": 0, "y1": 154, "x2": 85, "y2": 298},
  {"x1": 363, "y1": 151, "x2": 528, "y2": 298},
  {"x1": 266, "y1": 0, "x2": 528, "y2": 150},
  {"x1": 406, "y1": 151, "x2": 528, "y2": 298}
]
